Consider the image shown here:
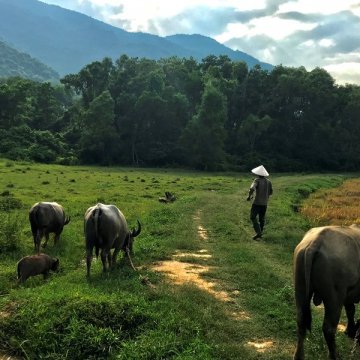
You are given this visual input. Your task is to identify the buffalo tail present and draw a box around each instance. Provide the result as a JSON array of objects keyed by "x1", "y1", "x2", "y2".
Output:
[
  {"x1": 294, "y1": 247, "x2": 314, "y2": 332},
  {"x1": 92, "y1": 206, "x2": 103, "y2": 247}
]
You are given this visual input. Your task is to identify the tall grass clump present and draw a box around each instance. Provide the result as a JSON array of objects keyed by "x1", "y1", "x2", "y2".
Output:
[
  {"x1": 301, "y1": 177, "x2": 360, "y2": 225},
  {"x1": 0, "y1": 212, "x2": 23, "y2": 254},
  {"x1": 0, "y1": 295, "x2": 152, "y2": 359},
  {"x1": 0, "y1": 194, "x2": 23, "y2": 211}
]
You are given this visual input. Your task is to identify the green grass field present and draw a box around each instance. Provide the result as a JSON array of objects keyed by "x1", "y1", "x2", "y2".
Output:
[{"x1": 0, "y1": 160, "x2": 355, "y2": 359}]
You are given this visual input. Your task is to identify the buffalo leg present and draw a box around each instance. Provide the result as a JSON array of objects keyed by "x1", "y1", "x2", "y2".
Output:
[
  {"x1": 100, "y1": 249, "x2": 109, "y2": 272},
  {"x1": 30, "y1": 221, "x2": 38, "y2": 251},
  {"x1": 111, "y1": 248, "x2": 121, "y2": 268},
  {"x1": 323, "y1": 300, "x2": 342, "y2": 360},
  {"x1": 107, "y1": 253, "x2": 112, "y2": 269},
  {"x1": 32, "y1": 233, "x2": 37, "y2": 252},
  {"x1": 54, "y1": 230, "x2": 62, "y2": 245},
  {"x1": 345, "y1": 303, "x2": 356, "y2": 338},
  {"x1": 42, "y1": 231, "x2": 49, "y2": 248},
  {"x1": 86, "y1": 249, "x2": 93, "y2": 277},
  {"x1": 33, "y1": 234, "x2": 38, "y2": 252},
  {"x1": 294, "y1": 309, "x2": 307, "y2": 360},
  {"x1": 35, "y1": 230, "x2": 42, "y2": 253}
]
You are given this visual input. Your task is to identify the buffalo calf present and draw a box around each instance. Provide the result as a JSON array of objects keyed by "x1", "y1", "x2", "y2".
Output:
[{"x1": 17, "y1": 253, "x2": 59, "y2": 283}]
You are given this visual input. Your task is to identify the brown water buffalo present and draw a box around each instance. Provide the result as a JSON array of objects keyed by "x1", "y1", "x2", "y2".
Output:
[
  {"x1": 84, "y1": 203, "x2": 141, "y2": 276},
  {"x1": 29, "y1": 202, "x2": 70, "y2": 253},
  {"x1": 293, "y1": 224, "x2": 360, "y2": 360},
  {"x1": 17, "y1": 253, "x2": 59, "y2": 283}
]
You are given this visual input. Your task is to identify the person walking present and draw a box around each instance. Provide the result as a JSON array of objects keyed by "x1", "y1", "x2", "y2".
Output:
[{"x1": 246, "y1": 165, "x2": 273, "y2": 240}]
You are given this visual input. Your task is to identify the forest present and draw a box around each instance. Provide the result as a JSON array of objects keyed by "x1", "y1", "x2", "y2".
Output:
[{"x1": 1, "y1": 54, "x2": 360, "y2": 171}]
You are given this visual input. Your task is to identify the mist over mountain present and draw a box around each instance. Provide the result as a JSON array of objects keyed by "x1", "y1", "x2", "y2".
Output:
[{"x1": 0, "y1": 0, "x2": 272, "y2": 77}]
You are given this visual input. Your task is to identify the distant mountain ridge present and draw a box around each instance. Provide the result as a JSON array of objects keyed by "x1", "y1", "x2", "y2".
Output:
[
  {"x1": 165, "y1": 34, "x2": 269, "y2": 68},
  {"x1": 0, "y1": 40, "x2": 59, "y2": 81},
  {"x1": 0, "y1": 0, "x2": 273, "y2": 77}
]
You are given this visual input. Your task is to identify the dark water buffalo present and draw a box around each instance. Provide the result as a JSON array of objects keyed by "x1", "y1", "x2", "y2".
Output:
[
  {"x1": 84, "y1": 203, "x2": 141, "y2": 276},
  {"x1": 17, "y1": 253, "x2": 59, "y2": 283},
  {"x1": 293, "y1": 225, "x2": 360, "y2": 360},
  {"x1": 29, "y1": 202, "x2": 70, "y2": 253}
]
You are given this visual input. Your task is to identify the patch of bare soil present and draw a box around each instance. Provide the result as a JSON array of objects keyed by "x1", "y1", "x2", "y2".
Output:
[
  {"x1": 0, "y1": 302, "x2": 17, "y2": 320},
  {"x1": 0, "y1": 354, "x2": 22, "y2": 360},
  {"x1": 172, "y1": 250, "x2": 212, "y2": 259},
  {"x1": 151, "y1": 257, "x2": 231, "y2": 302},
  {"x1": 0, "y1": 310, "x2": 11, "y2": 319},
  {"x1": 228, "y1": 310, "x2": 251, "y2": 320},
  {"x1": 193, "y1": 210, "x2": 208, "y2": 240},
  {"x1": 246, "y1": 341, "x2": 274, "y2": 353}
]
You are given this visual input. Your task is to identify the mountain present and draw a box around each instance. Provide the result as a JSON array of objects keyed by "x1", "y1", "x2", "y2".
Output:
[
  {"x1": 165, "y1": 34, "x2": 269, "y2": 69},
  {"x1": 0, "y1": 40, "x2": 59, "y2": 81},
  {"x1": 0, "y1": 0, "x2": 273, "y2": 77}
]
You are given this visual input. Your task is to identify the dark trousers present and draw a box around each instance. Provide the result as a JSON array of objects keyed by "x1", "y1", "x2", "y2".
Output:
[{"x1": 250, "y1": 204, "x2": 267, "y2": 235}]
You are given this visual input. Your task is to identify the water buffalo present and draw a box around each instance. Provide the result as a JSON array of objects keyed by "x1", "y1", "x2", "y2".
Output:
[
  {"x1": 293, "y1": 224, "x2": 360, "y2": 360},
  {"x1": 17, "y1": 253, "x2": 59, "y2": 283},
  {"x1": 29, "y1": 202, "x2": 70, "y2": 253},
  {"x1": 84, "y1": 203, "x2": 141, "y2": 276}
]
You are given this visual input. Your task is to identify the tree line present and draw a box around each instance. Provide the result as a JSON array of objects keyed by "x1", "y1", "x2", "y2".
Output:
[{"x1": 1, "y1": 54, "x2": 360, "y2": 171}]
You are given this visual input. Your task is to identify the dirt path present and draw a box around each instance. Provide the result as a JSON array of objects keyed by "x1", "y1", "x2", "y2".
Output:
[{"x1": 151, "y1": 209, "x2": 275, "y2": 353}]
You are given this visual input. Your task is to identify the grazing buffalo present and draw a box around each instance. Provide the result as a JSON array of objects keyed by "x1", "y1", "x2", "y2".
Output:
[
  {"x1": 29, "y1": 202, "x2": 70, "y2": 253},
  {"x1": 17, "y1": 253, "x2": 59, "y2": 283},
  {"x1": 293, "y1": 225, "x2": 360, "y2": 360},
  {"x1": 84, "y1": 203, "x2": 141, "y2": 276}
]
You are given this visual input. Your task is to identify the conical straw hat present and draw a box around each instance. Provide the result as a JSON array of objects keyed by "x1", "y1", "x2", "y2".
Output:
[{"x1": 251, "y1": 165, "x2": 269, "y2": 177}]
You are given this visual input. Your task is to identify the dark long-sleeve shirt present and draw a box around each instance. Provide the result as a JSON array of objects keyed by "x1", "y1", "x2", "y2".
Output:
[{"x1": 249, "y1": 177, "x2": 273, "y2": 206}]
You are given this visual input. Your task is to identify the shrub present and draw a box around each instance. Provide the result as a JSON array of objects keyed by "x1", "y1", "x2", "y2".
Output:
[
  {"x1": 0, "y1": 213, "x2": 23, "y2": 253},
  {"x1": 0, "y1": 195, "x2": 23, "y2": 211}
]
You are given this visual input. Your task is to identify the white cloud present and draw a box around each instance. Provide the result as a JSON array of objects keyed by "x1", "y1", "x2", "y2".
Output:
[
  {"x1": 324, "y1": 62, "x2": 360, "y2": 85},
  {"x1": 279, "y1": 0, "x2": 359, "y2": 14},
  {"x1": 217, "y1": 15, "x2": 316, "y2": 43},
  {"x1": 318, "y1": 38, "x2": 335, "y2": 48}
]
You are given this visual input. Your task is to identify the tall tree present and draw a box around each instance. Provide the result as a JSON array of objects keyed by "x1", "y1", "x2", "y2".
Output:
[
  {"x1": 79, "y1": 90, "x2": 118, "y2": 164},
  {"x1": 181, "y1": 81, "x2": 227, "y2": 170},
  {"x1": 61, "y1": 57, "x2": 114, "y2": 108}
]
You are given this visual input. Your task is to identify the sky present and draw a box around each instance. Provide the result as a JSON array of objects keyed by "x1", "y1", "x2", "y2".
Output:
[{"x1": 41, "y1": 0, "x2": 360, "y2": 85}]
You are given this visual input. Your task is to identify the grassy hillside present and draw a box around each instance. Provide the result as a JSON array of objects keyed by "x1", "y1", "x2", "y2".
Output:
[
  {"x1": 0, "y1": 40, "x2": 59, "y2": 82},
  {"x1": 0, "y1": 160, "x2": 353, "y2": 359}
]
